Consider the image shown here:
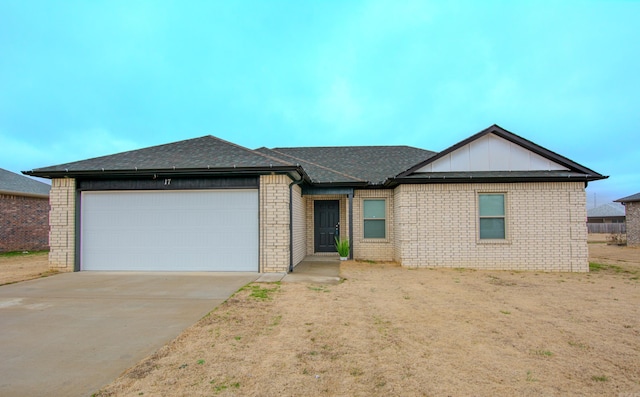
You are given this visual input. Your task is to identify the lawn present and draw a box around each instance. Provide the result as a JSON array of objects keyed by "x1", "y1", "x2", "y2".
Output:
[
  {"x1": 94, "y1": 244, "x2": 640, "y2": 396},
  {"x1": 0, "y1": 250, "x2": 54, "y2": 286}
]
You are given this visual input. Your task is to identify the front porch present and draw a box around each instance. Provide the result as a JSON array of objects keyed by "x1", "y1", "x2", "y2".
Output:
[{"x1": 256, "y1": 255, "x2": 341, "y2": 284}]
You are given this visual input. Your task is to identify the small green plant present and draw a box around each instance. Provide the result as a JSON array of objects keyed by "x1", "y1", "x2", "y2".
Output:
[
  {"x1": 197, "y1": 359, "x2": 205, "y2": 365},
  {"x1": 589, "y1": 262, "x2": 605, "y2": 271},
  {"x1": 526, "y1": 370, "x2": 537, "y2": 382},
  {"x1": 533, "y1": 349, "x2": 553, "y2": 357},
  {"x1": 210, "y1": 380, "x2": 240, "y2": 393},
  {"x1": 500, "y1": 310, "x2": 511, "y2": 315},
  {"x1": 0, "y1": 250, "x2": 48, "y2": 258},
  {"x1": 335, "y1": 237, "x2": 350, "y2": 257},
  {"x1": 242, "y1": 284, "x2": 279, "y2": 300},
  {"x1": 350, "y1": 367, "x2": 364, "y2": 376},
  {"x1": 568, "y1": 340, "x2": 588, "y2": 349},
  {"x1": 591, "y1": 375, "x2": 608, "y2": 382}
]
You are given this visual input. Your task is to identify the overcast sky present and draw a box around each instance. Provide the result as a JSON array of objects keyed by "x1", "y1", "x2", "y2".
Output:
[{"x1": 1, "y1": 0, "x2": 638, "y2": 207}]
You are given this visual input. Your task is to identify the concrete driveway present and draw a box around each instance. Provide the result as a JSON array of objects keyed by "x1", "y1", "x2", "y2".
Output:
[{"x1": 0, "y1": 271, "x2": 258, "y2": 397}]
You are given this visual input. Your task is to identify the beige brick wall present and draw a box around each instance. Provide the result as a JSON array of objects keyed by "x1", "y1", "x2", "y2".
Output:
[
  {"x1": 394, "y1": 182, "x2": 588, "y2": 272},
  {"x1": 259, "y1": 175, "x2": 290, "y2": 272},
  {"x1": 305, "y1": 195, "x2": 349, "y2": 255},
  {"x1": 353, "y1": 189, "x2": 395, "y2": 261},
  {"x1": 49, "y1": 178, "x2": 76, "y2": 271},
  {"x1": 291, "y1": 184, "x2": 307, "y2": 266},
  {"x1": 625, "y1": 202, "x2": 640, "y2": 247}
]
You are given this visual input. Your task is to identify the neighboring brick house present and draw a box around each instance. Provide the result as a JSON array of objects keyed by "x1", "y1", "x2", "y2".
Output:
[
  {"x1": 615, "y1": 193, "x2": 640, "y2": 247},
  {"x1": 0, "y1": 168, "x2": 50, "y2": 252},
  {"x1": 24, "y1": 124, "x2": 606, "y2": 273}
]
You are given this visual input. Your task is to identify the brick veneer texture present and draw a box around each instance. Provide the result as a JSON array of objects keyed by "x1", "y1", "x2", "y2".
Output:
[
  {"x1": 353, "y1": 189, "x2": 395, "y2": 261},
  {"x1": 393, "y1": 182, "x2": 588, "y2": 272},
  {"x1": 45, "y1": 176, "x2": 590, "y2": 273},
  {"x1": 259, "y1": 174, "x2": 291, "y2": 272},
  {"x1": 48, "y1": 178, "x2": 76, "y2": 271},
  {"x1": 625, "y1": 201, "x2": 640, "y2": 247},
  {"x1": 0, "y1": 194, "x2": 49, "y2": 252}
]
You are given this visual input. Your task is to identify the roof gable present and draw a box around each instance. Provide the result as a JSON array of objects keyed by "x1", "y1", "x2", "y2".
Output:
[
  {"x1": 0, "y1": 168, "x2": 50, "y2": 197},
  {"x1": 399, "y1": 124, "x2": 605, "y2": 180},
  {"x1": 416, "y1": 132, "x2": 569, "y2": 172},
  {"x1": 587, "y1": 202, "x2": 625, "y2": 217}
]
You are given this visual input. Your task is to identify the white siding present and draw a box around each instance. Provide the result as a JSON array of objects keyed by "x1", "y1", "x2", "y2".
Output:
[
  {"x1": 418, "y1": 133, "x2": 569, "y2": 172},
  {"x1": 81, "y1": 190, "x2": 258, "y2": 271}
]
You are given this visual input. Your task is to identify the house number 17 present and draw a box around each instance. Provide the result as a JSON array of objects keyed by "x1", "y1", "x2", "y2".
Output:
[{"x1": 164, "y1": 178, "x2": 172, "y2": 185}]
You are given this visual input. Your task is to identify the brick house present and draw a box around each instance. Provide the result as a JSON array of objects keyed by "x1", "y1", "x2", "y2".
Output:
[
  {"x1": 615, "y1": 193, "x2": 640, "y2": 247},
  {"x1": 24, "y1": 124, "x2": 606, "y2": 273},
  {"x1": 0, "y1": 168, "x2": 50, "y2": 252}
]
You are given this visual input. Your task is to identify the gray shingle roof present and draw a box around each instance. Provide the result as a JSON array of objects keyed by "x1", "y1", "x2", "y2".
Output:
[
  {"x1": 27, "y1": 136, "x2": 294, "y2": 175},
  {"x1": 615, "y1": 192, "x2": 640, "y2": 203},
  {"x1": 264, "y1": 146, "x2": 436, "y2": 184},
  {"x1": 587, "y1": 202, "x2": 626, "y2": 217},
  {"x1": 0, "y1": 168, "x2": 50, "y2": 196},
  {"x1": 22, "y1": 125, "x2": 605, "y2": 187},
  {"x1": 255, "y1": 148, "x2": 363, "y2": 184}
]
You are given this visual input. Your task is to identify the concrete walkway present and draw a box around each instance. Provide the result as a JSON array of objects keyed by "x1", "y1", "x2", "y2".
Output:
[
  {"x1": 256, "y1": 255, "x2": 342, "y2": 284},
  {"x1": 0, "y1": 271, "x2": 258, "y2": 397}
]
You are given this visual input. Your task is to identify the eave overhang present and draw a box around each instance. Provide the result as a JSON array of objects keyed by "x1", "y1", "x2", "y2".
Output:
[
  {"x1": 387, "y1": 171, "x2": 608, "y2": 186},
  {"x1": 0, "y1": 189, "x2": 49, "y2": 199},
  {"x1": 23, "y1": 166, "x2": 309, "y2": 183}
]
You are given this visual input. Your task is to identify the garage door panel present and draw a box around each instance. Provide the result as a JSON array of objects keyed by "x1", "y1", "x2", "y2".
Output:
[{"x1": 81, "y1": 190, "x2": 258, "y2": 271}]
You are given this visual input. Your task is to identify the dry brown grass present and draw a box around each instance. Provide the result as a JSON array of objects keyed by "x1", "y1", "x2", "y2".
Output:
[
  {"x1": 0, "y1": 251, "x2": 56, "y2": 286},
  {"x1": 94, "y1": 246, "x2": 640, "y2": 396}
]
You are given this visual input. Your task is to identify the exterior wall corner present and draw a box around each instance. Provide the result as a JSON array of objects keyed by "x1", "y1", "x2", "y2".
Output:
[
  {"x1": 259, "y1": 175, "x2": 291, "y2": 272},
  {"x1": 48, "y1": 178, "x2": 76, "y2": 272}
]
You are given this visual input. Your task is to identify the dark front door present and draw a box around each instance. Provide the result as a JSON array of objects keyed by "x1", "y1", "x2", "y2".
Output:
[{"x1": 314, "y1": 200, "x2": 339, "y2": 252}]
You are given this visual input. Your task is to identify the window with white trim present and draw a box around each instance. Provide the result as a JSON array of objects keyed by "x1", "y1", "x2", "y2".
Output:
[
  {"x1": 363, "y1": 199, "x2": 386, "y2": 238},
  {"x1": 478, "y1": 193, "x2": 506, "y2": 239}
]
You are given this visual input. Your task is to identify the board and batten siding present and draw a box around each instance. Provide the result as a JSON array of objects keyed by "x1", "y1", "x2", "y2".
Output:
[
  {"x1": 393, "y1": 182, "x2": 588, "y2": 272},
  {"x1": 418, "y1": 133, "x2": 569, "y2": 172}
]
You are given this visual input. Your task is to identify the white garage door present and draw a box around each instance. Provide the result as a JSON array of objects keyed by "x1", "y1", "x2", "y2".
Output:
[{"x1": 81, "y1": 190, "x2": 258, "y2": 271}]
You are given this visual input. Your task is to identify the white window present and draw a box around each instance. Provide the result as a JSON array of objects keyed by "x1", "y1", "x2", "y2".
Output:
[
  {"x1": 363, "y1": 199, "x2": 386, "y2": 238},
  {"x1": 478, "y1": 193, "x2": 506, "y2": 239}
]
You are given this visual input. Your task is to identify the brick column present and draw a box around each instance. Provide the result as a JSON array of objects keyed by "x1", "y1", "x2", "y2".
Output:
[
  {"x1": 259, "y1": 175, "x2": 290, "y2": 272},
  {"x1": 626, "y1": 202, "x2": 640, "y2": 247},
  {"x1": 49, "y1": 178, "x2": 76, "y2": 271}
]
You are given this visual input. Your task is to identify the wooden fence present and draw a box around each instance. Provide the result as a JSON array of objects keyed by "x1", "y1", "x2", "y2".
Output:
[{"x1": 587, "y1": 223, "x2": 626, "y2": 234}]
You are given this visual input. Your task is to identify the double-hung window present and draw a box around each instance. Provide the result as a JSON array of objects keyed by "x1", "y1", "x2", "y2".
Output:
[
  {"x1": 478, "y1": 193, "x2": 506, "y2": 239},
  {"x1": 363, "y1": 199, "x2": 386, "y2": 239}
]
